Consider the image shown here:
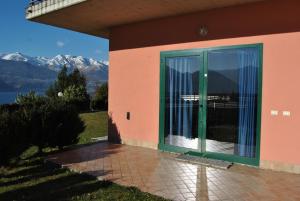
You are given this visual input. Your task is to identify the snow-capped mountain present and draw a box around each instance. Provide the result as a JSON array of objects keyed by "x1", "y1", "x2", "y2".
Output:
[
  {"x1": 0, "y1": 52, "x2": 108, "y2": 92},
  {"x1": 1, "y1": 52, "x2": 108, "y2": 72},
  {"x1": 2, "y1": 52, "x2": 31, "y2": 62}
]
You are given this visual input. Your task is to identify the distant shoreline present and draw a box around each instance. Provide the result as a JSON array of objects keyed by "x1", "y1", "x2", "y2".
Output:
[{"x1": 0, "y1": 91, "x2": 45, "y2": 105}]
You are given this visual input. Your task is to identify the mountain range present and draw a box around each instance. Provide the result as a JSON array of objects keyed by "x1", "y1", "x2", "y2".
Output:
[{"x1": 0, "y1": 52, "x2": 108, "y2": 93}]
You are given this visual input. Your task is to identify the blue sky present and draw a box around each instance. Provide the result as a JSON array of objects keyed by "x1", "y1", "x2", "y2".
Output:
[{"x1": 0, "y1": 0, "x2": 109, "y2": 61}]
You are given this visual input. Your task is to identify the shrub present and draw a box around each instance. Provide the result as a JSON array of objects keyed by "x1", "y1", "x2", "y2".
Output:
[
  {"x1": 15, "y1": 91, "x2": 46, "y2": 106},
  {"x1": 0, "y1": 103, "x2": 20, "y2": 113},
  {"x1": 28, "y1": 100, "x2": 85, "y2": 151},
  {"x1": 0, "y1": 107, "x2": 31, "y2": 165},
  {"x1": 47, "y1": 101, "x2": 85, "y2": 149},
  {"x1": 0, "y1": 97, "x2": 85, "y2": 166},
  {"x1": 32, "y1": 100, "x2": 84, "y2": 150}
]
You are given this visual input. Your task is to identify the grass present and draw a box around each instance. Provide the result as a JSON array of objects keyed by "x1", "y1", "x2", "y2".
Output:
[
  {"x1": 0, "y1": 112, "x2": 168, "y2": 201},
  {"x1": 78, "y1": 111, "x2": 108, "y2": 144}
]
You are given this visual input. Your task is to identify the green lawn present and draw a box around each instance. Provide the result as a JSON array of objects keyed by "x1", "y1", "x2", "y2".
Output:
[
  {"x1": 78, "y1": 111, "x2": 108, "y2": 144},
  {"x1": 0, "y1": 112, "x2": 168, "y2": 201}
]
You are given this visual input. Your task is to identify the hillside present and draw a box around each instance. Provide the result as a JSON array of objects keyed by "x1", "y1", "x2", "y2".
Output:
[{"x1": 0, "y1": 52, "x2": 108, "y2": 92}]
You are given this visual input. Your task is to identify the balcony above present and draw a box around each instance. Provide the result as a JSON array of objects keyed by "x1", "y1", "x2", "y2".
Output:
[{"x1": 26, "y1": 0, "x2": 264, "y2": 39}]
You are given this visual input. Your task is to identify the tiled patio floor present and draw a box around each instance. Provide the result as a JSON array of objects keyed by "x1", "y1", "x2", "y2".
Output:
[{"x1": 47, "y1": 142, "x2": 300, "y2": 201}]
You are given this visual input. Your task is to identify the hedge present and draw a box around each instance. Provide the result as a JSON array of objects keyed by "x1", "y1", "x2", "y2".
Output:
[{"x1": 0, "y1": 100, "x2": 85, "y2": 166}]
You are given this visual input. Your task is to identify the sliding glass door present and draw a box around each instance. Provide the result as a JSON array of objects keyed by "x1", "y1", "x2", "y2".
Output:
[
  {"x1": 206, "y1": 47, "x2": 260, "y2": 159},
  {"x1": 159, "y1": 44, "x2": 262, "y2": 166},
  {"x1": 164, "y1": 55, "x2": 204, "y2": 150}
]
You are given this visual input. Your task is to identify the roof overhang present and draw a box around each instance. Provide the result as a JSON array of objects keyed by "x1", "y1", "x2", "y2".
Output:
[{"x1": 26, "y1": 0, "x2": 265, "y2": 39}]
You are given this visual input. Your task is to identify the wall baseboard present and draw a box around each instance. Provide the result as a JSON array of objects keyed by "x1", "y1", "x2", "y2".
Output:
[
  {"x1": 121, "y1": 138, "x2": 157, "y2": 150},
  {"x1": 260, "y1": 160, "x2": 300, "y2": 174}
]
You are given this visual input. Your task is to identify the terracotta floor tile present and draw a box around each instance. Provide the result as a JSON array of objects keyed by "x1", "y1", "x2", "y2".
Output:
[{"x1": 47, "y1": 142, "x2": 300, "y2": 201}]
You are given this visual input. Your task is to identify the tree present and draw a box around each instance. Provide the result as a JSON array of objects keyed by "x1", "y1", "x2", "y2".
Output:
[
  {"x1": 46, "y1": 65, "x2": 69, "y2": 98},
  {"x1": 56, "y1": 65, "x2": 69, "y2": 91},
  {"x1": 46, "y1": 66, "x2": 88, "y2": 101},
  {"x1": 45, "y1": 84, "x2": 57, "y2": 98},
  {"x1": 91, "y1": 83, "x2": 108, "y2": 111},
  {"x1": 70, "y1": 68, "x2": 86, "y2": 88},
  {"x1": 63, "y1": 85, "x2": 89, "y2": 102}
]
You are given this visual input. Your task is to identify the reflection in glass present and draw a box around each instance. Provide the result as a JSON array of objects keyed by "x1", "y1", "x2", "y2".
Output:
[
  {"x1": 164, "y1": 56, "x2": 202, "y2": 149},
  {"x1": 206, "y1": 47, "x2": 259, "y2": 158}
]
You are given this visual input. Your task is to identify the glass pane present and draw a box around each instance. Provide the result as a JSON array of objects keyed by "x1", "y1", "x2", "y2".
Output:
[
  {"x1": 206, "y1": 47, "x2": 259, "y2": 158},
  {"x1": 164, "y1": 56, "x2": 202, "y2": 149}
]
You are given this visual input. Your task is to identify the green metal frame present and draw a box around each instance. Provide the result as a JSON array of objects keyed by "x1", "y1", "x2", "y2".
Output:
[{"x1": 158, "y1": 43, "x2": 263, "y2": 166}]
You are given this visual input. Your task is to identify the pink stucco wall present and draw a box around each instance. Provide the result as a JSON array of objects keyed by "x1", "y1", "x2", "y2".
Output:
[{"x1": 108, "y1": 0, "x2": 300, "y2": 166}]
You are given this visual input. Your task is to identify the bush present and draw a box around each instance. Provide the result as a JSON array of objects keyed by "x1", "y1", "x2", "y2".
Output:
[
  {"x1": 33, "y1": 100, "x2": 85, "y2": 150},
  {"x1": 49, "y1": 103, "x2": 85, "y2": 148},
  {"x1": 0, "y1": 107, "x2": 31, "y2": 165},
  {"x1": 0, "y1": 98, "x2": 85, "y2": 166},
  {"x1": 16, "y1": 91, "x2": 47, "y2": 106},
  {"x1": 0, "y1": 103, "x2": 21, "y2": 112}
]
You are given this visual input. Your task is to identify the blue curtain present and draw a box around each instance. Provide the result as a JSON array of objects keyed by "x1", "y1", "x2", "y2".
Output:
[
  {"x1": 166, "y1": 57, "x2": 197, "y2": 144},
  {"x1": 237, "y1": 48, "x2": 258, "y2": 158}
]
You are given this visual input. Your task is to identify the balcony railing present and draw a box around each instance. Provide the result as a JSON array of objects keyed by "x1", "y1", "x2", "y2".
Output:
[
  {"x1": 26, "y1": 0, "x2": 86, "y2": 19},
  {"x1": 28, "y1": 0, "x2": 45, "y2": 6},
  {"x1": 26, "y1": 0, "x2": 60, "y2": 15}
]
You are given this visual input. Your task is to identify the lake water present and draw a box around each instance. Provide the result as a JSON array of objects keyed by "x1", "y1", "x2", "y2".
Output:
[{"x1": 0, "y1": 91, "x2": 45, "y2": 105}]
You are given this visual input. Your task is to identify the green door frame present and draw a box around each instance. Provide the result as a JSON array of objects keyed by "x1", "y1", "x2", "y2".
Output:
[{"x1": 158, "y1": 43, "x2": 263, "y2": 166}]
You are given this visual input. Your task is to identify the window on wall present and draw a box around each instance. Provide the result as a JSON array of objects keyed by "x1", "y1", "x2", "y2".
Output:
[{"x1": 206, "y1": 47, "x2": 259, "y2": 158}]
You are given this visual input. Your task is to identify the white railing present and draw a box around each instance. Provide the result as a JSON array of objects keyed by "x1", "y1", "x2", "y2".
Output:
[
  {"x1": 27, "y1": 0, "x2": 61, "y2": 14},
  {"x1": 26, "y1": 0, "x2": 86, "y2": 19}
]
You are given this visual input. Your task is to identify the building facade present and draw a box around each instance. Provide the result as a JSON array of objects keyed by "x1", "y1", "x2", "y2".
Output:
[{"x1": 27, "y1": 0, "x2": 300, "y2": 173}]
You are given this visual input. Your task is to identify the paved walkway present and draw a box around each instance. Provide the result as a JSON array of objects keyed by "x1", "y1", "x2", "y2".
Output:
[{"x1": 47, "y1": 142, "x2": 300, "y2": 201}]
